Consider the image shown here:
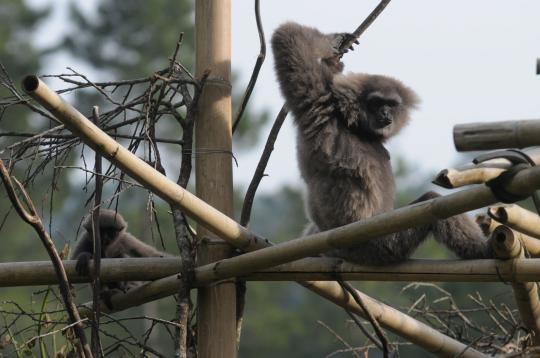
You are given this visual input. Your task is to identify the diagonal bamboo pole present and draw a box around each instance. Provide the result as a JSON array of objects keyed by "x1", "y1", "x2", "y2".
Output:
[
  {"x1": 491, "y1": 225, "x2": 540, "y2": 345},
  {"x1": 22, "y1": 77, "x2": 493, "y2": 357},
  {"x1": 24, "y1": 78, "x2": 540, "y2": 296},
  {"x1": 21, "y1": 75, "x2": 270, "y2": 252},
  {"x1": 190, "y1": 168, "x2": 540, "y2": 284},
  {"x1": 10, "y1": 258, "x2": 540, "y2": 287},
  {"x1": 76, "y1": 171, "x2": 540, "y2": 295}
]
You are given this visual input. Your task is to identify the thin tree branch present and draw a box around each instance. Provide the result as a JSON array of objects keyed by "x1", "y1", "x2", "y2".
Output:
[
  {"x1": 0, "y1": 159, "x2": 93, "y2": 358},
  {"x1": 91, "y1": 106, "x2": 104, "y2": 356},
  {"x1": 232, "y1": 0, "x2": 265, "y2": 133},
  {"x1": 240, "y1": 104, "x2": 287, "y2": 226},
  {"x1": 339, "y1": 281, "x2": 392, "y2": 357},
  {"x1": 172, "y1": 68, "x2": 208, "y2": 358},
  {"x1": 239, "y1": 0, "x2": 392, "y2": 227},
  {"x1": 317, "y1": 320, "x2": 363, "y2": 358},
  {"x1": 339, "y1": 0, "x2": 392, "y2": 54}
]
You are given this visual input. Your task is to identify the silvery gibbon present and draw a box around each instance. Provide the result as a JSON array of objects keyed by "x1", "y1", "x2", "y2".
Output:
[
  {"x1": 271, "y1": 22, "x2": 492, "y2": 264},
  {"x1": 71, "y1": 209, "x2": 168, "y2": 300}
]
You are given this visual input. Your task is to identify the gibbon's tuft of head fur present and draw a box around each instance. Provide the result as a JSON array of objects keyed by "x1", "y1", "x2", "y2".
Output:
[
  {"x1": 82, "y1": 209, "x2": 127, "y2": 232},
  {"x1": 333, "y1": 73, "x2": 420, "y2": 140}
]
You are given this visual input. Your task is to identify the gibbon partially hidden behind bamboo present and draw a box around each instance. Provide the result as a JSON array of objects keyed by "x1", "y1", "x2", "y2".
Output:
[
  {"x1": 271, "y1": 22, "x2": 493, "y2": 264},
  {"x1": 70, "y1": 209, "x2": 168, "y2": 302}
]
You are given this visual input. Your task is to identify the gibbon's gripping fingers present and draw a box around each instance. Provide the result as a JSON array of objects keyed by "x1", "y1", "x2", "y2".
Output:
[
  {"x1": 334, "y1": 32, "x2": 360, "y2": 57},
  {"x1": 75, "y1": 252, "x2": 92, "y2": 276},
  {"x1": 330, "y1": 32, "x2": 359, "y2": 54}
]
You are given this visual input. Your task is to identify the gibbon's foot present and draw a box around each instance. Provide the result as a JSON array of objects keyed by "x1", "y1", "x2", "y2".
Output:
[{"x1": 100, "y1": 289, "x2": 123, "y2": 310}]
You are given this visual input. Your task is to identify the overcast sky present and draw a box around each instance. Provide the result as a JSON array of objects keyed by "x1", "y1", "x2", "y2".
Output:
[
  {"x1": 34, "y1": 0, "x2": 540, "y2": 192},
  {"x1": 231, "y1": 0, "x2": 540, "y2": 191}
]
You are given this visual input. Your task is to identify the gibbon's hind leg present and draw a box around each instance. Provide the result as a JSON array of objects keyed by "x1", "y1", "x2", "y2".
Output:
[
  {"x1": 323, "y1": 192, "x2": 439, "y2": 265},
  {"x1": 415, "y1": 191, "x2": 493, "y2": 259},
  {"x1": 433, "y1": 212, "x2": 494, "y2": 259},
  {"x1": 325, "y1": 225, "x2": 433, "y2": 265}
]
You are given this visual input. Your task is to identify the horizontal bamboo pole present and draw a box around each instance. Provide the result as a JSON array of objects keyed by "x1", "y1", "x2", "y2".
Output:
[
  {"x1": 433, "y1": 147, "x2": 540, "y2": 189},
  {"x1": 192, "y1": 166, "x2": 540, "y2": 284},
  {"x1": 245, "y1": 258, "x2": 540, "y2": 282},
  {"x1": 454, "y1": 119, "x2": 540, "y2": 152},
  {"x1": 10, "y1": 258, "x2": 540, "y2": 286},
  {"x1": 78, "y1": 174, "x2": 540, "y2": 311},
  {"x1": 491, "y1": 226, "x2": 540, "y2": 345},
  {"x1": 22, "y1": 77, "x2": 488, "y2": 357},
  {"x1": 489, "y1": 204, "x2": 540, "y2": 240},
  {"x1": 0, "y1": 258, "x2": 181, "y2": 287},
  {"x1": 21, "y1": 76, "x2": 270, "y2": 252}
]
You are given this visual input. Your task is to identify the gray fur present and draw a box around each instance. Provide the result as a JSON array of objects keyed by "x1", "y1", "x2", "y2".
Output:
[
  {"x1": 272, "y1": 22, "x2": 492, "y2": 265},
  {"x1": 71, "y1": 209, "x2": 168, "y2": 295},
  {"x1": 71, "y1": 209, "x2": 166, "y2": 261}
]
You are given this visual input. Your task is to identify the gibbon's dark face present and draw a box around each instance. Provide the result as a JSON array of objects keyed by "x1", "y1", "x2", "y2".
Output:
[
  {"x1": 365, "y1": 90, "x2": 402, "y2": 136},
  {"x1": 100, "y1": 227, "x2": 120, "y2": 245}
]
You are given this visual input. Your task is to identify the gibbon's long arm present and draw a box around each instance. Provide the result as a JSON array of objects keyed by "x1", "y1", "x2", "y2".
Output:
[
  {"x1": 271, "y1": 22, "x2": 493, "y2": 265},
  {"x1": 105, "y1": 233, "x2": 169, "y2": 258},
  {"x1": 271, "y1": 23, "x2": 339, "y2": 120}
]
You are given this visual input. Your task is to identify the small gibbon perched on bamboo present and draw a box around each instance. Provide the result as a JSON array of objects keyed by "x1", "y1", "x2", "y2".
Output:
[
  {"x1": 271, "y1": 22, "x2": 493, "y2": 264},
  {"x1": 70, "y1": 209, "x2": 168, "y2": 298}
]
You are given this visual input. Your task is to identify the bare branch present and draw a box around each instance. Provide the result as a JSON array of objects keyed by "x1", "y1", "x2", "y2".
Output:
[
  {"x1": 240, "y1": 104, "x2": 287, "y2": 226},
  {"x1": 232, "y1": 0, "x2": 266, "y2": 133},
  {"x1": 0, "y1": 159, "x2": 93, "y2": 358},
  {"x1": 340, "y1": 0, "x2": 392, "y2": 53},
  {"x1": 91, "y1": 106, "x2": 103, "y2": 356},
  {"x1": 339, "y1": 281, "x2": 392, "y2": 357},
  {"x1": 240, "y1": 0, "x2": 392, "y2": 226}
]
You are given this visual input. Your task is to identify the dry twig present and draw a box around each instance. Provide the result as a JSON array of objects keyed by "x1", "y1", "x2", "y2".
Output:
[
  {"x1": 90, "y1": 106, "x2": 103, "y2": 356},
  {"x1": 232, "y1": 0, "x2": 266, "y2": 133}
]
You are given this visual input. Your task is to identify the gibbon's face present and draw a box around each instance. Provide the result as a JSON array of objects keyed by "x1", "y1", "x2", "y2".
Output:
[
  {"x1": 99, "y1": 227, "x2": 120, "y2": 245},
  {"x1": 365, "y1": 91, "x2": 402, "y2": 137}
]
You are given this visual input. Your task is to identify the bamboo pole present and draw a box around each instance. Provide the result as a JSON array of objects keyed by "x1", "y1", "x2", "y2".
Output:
[
  {"x1": 20, "y1": 77, "x2": 269, "y2": 253},
  {"x1": 0, "y1": 258, "x2": 182, "y2": 287},
  {"x1": 76, "y1": 165, "x2": 540, "y2": 310},
  {"x1": 476, "y1": 214, "x2": 540, "y2": 257},
  {"x1": 191, "y1": 169, "x2": 540, "y2": 284},
  {"x1": 22, "y1": 77, "x2": 496, "y2": 357},
  {"x1": 476, "y1": 214, "x2": 499, "y2": 236},
  {"x1": 11, "y1": 258, "x2": 540, "y2": 286},
  {"x1": 194, "y1": 1, "x2": 237, "y2": 357},
  {"x1": 454, "y1": 119, "x2": 540, "y2": 152},
  {"x1": 489, "y1": 204, "x2": 540, "y2": 239},
  {"x1": 300, "y1": 281, "x2": 484, "y2": 358},
  {"x1": 491, "y1": 225, "x2": 540, "y2": 345},
  {"x1": 433, "y1": 147, "x2": 540, "y2": 189},
  {"x1": 23, "y1": 76, "x2": 540, "y2": 298}
]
